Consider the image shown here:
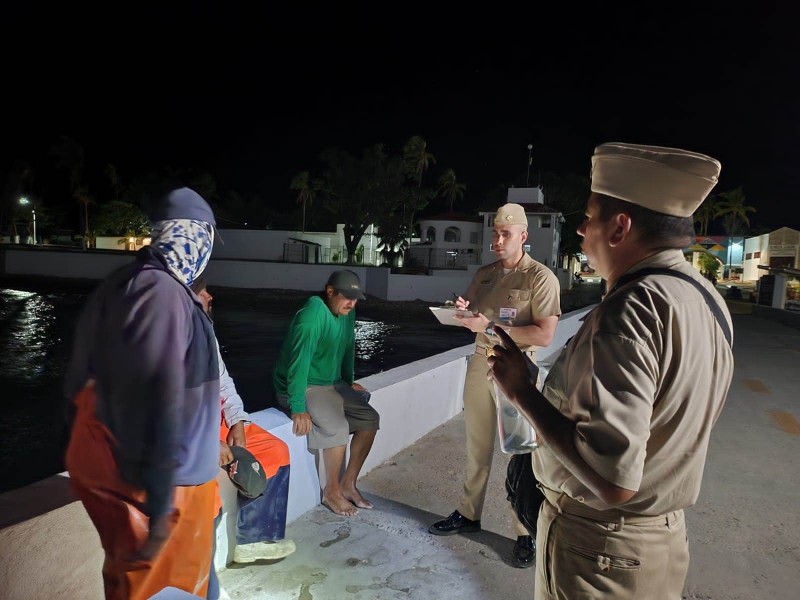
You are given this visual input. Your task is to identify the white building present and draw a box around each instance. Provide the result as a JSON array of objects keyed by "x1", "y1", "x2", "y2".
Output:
[
  {"x1": 742, "y1": 227, "x2": 800, "y2": 282},
  {"x1": 410, "y1": 213, "x2": 483, "y2": 269}
]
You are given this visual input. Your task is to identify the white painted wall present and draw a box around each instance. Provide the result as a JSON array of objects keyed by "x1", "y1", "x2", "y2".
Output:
[
  {"x1": 3, "y1": 247, "x2": 134, "y2": 280},
  {"x1": 203, "y1": 260, "x2": 370, "y2": 292},
  {"x1": 743, "y1": 234, "x2": 769, "y2": 281},
  {"x1": 2, "y1": 247, "x2": 565, "y2": 303}
]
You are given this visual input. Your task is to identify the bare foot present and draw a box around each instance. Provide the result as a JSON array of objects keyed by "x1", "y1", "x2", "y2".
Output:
[
  {"x1": 322, "y1": 492, "x2": 358, "y2": 516},
  {"x1": 342, "y1": 486, "x2": 374, "y2": 510}
]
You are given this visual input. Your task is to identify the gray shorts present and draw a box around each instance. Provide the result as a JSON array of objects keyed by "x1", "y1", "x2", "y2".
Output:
[{"x1": 278, "y1": 381, "x2": 380, "y2": 450}]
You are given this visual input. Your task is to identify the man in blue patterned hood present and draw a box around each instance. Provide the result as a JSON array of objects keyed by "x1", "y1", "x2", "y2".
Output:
[{"x1": 64, "y1": 187, "x2": 222, "y2": 600}]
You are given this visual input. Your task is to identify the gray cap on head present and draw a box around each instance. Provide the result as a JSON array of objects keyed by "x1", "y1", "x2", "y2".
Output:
[
  {"x1": 150, "y1": 187, "x2": 216, "y2": 226},
  {"x1": 326, "y1": 269, "x2": 366, "y2": 300}
]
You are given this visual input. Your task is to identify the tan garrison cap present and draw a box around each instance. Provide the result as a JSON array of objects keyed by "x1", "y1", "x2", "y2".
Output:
[
  {"x1": 495, "y1": 203, "x2": 528, "y2": 227},
  {"x1": 590, "y1": 143, "x2": 722, "y2": 217}
]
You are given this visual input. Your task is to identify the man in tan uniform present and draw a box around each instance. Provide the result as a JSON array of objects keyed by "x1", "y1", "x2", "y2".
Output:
[
  {"x1": 429, "y1": 203, "x2": 561, "y2": 569},
  {"x1": 489, "y1": 143, "x2": 734, "y2": 598}
]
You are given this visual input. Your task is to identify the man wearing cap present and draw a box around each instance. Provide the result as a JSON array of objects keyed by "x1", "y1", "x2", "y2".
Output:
[
  {"x1": 190, "y1": 279, "x2": 294, "y2": 598},
  {"x1": 273, "y1": 269, "x2": 379, "y2": 517},
  {"x1": 489, "y1": 143, "x2": 734, "y2": 599},
  {"x1": 428, "y1": 203, "x2": 561, "y2": 569},
  {"x1": 64, "y1": 187, "x2": 221, "y2": 599}
]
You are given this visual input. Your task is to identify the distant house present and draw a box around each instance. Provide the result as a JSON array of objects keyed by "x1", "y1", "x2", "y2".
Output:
[
  {"x1": 411, "y1": 212, "x2": 483, "y2": 269},
  {"x1": 685, "y1": 235, "x2": 744, "y2": 280},
  {"x1": 410, "y1": 187, "x2": 565, "y2": 271},
  {"x1": 742, "y1": 227, "x2": 800, "y2": 281}
]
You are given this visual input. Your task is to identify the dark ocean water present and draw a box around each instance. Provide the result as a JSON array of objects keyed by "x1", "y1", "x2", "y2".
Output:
[{"x1": 0, "y1": 285, "x2": 474, "y2": 493}]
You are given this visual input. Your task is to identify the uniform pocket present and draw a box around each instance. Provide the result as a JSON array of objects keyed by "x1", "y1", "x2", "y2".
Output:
[
  {"x1": 567, "y1": 545, "x2": 641, "y2": 571},
  {"x1": 508, "y1": 288, "x2": 531, "y2": 302}
]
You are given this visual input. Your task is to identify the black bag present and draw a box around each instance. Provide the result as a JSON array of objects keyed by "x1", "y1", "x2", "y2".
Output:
[{"x1": 505, "y1": 452, "x2": 545, "y2": 536}]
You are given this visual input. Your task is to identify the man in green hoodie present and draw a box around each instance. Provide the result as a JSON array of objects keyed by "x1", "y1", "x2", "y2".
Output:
[{"x1": 274, "y1": 270, "x2": 379, "y2": 517}]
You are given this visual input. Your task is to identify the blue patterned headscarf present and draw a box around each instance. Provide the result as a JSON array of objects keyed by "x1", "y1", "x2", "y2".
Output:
[{"x1": 150, "y1": 219, "x2": 214, "y2": 286}]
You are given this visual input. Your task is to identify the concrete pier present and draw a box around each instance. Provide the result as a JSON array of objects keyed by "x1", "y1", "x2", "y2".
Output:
[
  {"x1": 219, "y1": 312, "x2": 800, "y2": 600},
  {"x1": 2, "y1": 311, "x2": 798, "y2": 599}
]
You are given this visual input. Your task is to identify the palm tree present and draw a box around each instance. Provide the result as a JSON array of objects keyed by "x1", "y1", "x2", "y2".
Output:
[
  {"x1": 437, "y1": 168, "x2": 466, "y2": 212},
  {"x1": 402, "y1": 136, "x2": 436, "y2": 245},
  {"x1": 714, "y1": 186, "x2": 755, "y2": 279},
  {"x1": 714, "y1": 187, "x2": 756, "y2": 236},
  {"x1": 73, "y1": 186, "x2": 94, "y2": 249},
  {"x1": 50, "y1": 135, "x2": 85, "y2": 195},
  {"x1": 106, "y1": 163, "x2": 121, "y2": 201},
  {"x1": 376, "y1": 216, "x2": 409, "y2": 267},
  {"x1": 403, "y1": 136, "x2": 436, "y2": 185},
  {"x1": 290, "y1": 171, "x2": 320, "y2": 232},
  {"x1": 693, "y1": 196, "x2": 718, "y2": 237}
]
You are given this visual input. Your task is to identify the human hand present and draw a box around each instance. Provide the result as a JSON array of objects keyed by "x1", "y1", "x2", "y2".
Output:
[
  {"x1": 292, "y1": 412, "x2": 313, "y2": 436},
  {"x1": 487, "y1": 325, "x2": 534, "y2": 403},
  {"x1": 226, "y1": 421, "x2": 247, "y2": 448},
  {"x1": 219, "y1": 441, "x2": 234, "y2": 466},
  {"x1": 127, "y1": 512, "x2": 173, "y2": 563},
  {"x1": 351, "y1": 382, "x2": 367, "y2": 393},
  {"x1": 454, "y1": 296, "x2": 470, "y2": 311},
  {"x1": 455, "y1": 311, "x2": 491, "y2": 333}
]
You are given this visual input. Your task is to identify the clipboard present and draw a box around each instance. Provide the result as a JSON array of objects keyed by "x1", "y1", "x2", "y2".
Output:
[{"x1": 429, "y1": 306, "x2": 474, "y2": 326}]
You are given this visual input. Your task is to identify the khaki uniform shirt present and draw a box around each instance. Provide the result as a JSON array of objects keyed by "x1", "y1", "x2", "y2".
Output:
[
  {"x1": 465, "y1": 253, "x2": 561, "y2": 355},
  {"x1": 532, "y1": 249, "x2": 734, "y2": 516}
]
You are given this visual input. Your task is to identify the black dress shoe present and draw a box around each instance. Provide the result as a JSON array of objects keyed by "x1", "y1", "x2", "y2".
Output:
[
  {"x1": 512, "y1": 535, "x2": 535, "y2": 568},
  {"x1": 428, "y1": 510, "x2": 482, "y2": 536}
]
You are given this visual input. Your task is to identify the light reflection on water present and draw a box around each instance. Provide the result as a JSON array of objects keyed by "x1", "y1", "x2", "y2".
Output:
[
  {"x1": 2, "y1": 290, "x2": 57, "y2": 379},
  {"x1": 0, "y1": 286, "x2": 474, "y2": 493},
  {"x1": 355, "y1": 320, "x2": 398, "y2": 362}
]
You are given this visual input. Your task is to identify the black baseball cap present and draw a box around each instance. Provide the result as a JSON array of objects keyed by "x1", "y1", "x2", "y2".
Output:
[
  {"x1": 326, "y1": 270, "x2": 366, "y2": 300},
  {"x1": 222, "y1": 446, "x2": 267, "y2": 499}
]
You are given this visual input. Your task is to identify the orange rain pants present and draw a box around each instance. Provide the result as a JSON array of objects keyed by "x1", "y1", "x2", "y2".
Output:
[
  {"x1": 66, "y1": 382, "x2": 215, "y2": 600},
  {"x1": 215, "y1": 420, "x2": 290, "y2": 514}
]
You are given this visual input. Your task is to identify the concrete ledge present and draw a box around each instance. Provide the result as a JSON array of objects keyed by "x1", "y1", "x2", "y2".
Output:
[{"x1": 0, "y1": 476, "x2": 104, "y2": 599}]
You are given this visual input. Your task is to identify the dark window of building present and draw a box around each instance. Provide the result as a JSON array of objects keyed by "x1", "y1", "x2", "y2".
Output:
[
  {"x1": 426, "y1": 226, "x2": 436, "y2": 242},
  {"x1": 444, "y1": 226, "x2": 461, "y2": 243},
  {"x1": 754, "y1": 251, "x2": 761, "y2": 259},
  {"x1": 745, "y1": 252, "x2": 753, "y2": 260}
]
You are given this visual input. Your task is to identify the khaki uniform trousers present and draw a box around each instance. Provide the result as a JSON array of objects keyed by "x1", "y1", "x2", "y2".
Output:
[
  {"x1": 535, "y1": 488, "x2": 689, "y2": 600},
  {"x1": 458, "y1": 352, "x2": 528, "y2": 536}
]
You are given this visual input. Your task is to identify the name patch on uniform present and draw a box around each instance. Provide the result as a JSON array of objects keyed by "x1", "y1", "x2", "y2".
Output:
[{"x1": 499, "y1": 307, "x2": 517, "y2": 321}]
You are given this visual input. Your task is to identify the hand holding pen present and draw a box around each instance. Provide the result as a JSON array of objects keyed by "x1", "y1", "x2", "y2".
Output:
[{"x1": 453, "y1": 292, "x2": 470, "y2": 311}]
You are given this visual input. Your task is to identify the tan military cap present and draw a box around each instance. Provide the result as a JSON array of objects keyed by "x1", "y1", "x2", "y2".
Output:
[
  {"x1": 495, "y1": 203, "x2": 528, "y2": 227},
  {"x1": 590, "y1": 143, "x2": 722, "y2": 217}
]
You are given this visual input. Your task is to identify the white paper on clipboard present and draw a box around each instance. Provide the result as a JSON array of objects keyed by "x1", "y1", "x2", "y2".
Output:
[{"x1": 429, "y1": 306, "x2": 474, "y2": 326}]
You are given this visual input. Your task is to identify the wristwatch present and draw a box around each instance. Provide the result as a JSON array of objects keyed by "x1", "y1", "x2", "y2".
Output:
[{"x1": 485, "y1": 320, "x2": 496, "y2": 336}]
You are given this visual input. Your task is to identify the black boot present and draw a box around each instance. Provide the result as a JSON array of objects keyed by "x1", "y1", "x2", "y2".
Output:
[{"x1": 512, "y1": 535, "x2": 535, "y2": 568}]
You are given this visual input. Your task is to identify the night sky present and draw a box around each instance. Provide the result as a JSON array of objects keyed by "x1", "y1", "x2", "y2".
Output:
[{"x1": 4, "y1": 2, "x2": 799, "y2": 232}]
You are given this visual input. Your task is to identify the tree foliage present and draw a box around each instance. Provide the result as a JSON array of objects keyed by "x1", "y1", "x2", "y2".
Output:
[
  {"x1": 318, "y1": 144, "x2": 407, "y2": 262},
  {"x1": 693, "y1": 196, "x2": 718, "y2": 236},
  {"x1": 437, "y1": 168, "x2": 466, "y2": 212},
  {"x1": 94, "y1": 200, "x2": 150, "y2": 237},
  {"x1": 714, "y1": 187, "x2": 755, "y2": 236}
]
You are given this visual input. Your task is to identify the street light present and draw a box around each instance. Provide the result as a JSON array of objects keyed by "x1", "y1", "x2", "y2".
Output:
[
  {"x1": 19, "y1": 197, "x2": 36, "y2": 245},
  {"x1": 728, "y1": 239, "x2": 742, "y2": 281}
]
